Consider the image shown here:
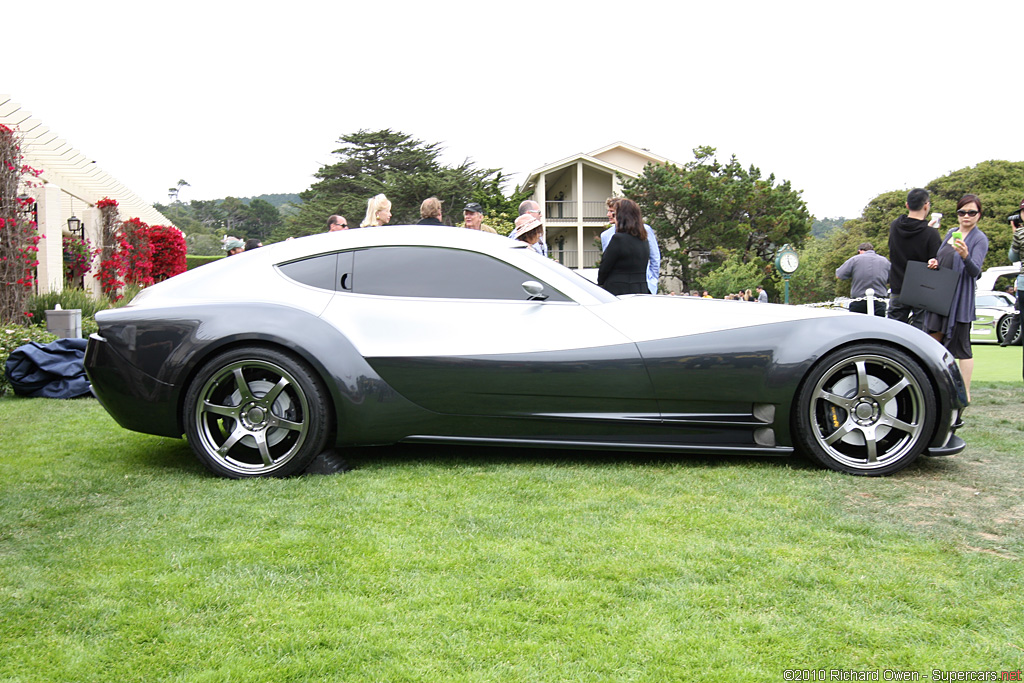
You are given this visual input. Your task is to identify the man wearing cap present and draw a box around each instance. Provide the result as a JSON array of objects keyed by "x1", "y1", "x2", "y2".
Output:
[
  {"x1": 600, "y1": 198, "x2": 660, "y2": 294},
  {"x1": 836, "y1": 242, "x2": 890, "y2": 316},
  {"x1": 224, "y1": 238, "x2": 245, "y2": 256},
  {"x1": 462, "y1": 202, "x2": 497, "y2": 234},
  {"x1": 888, "y1": 188, "x2": 941, "y2": 328}
]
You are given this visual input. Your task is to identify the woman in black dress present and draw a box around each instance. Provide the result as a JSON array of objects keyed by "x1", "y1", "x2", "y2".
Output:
[{"x1": 598, "y1": 199, "x2": 650, "y2": 295}]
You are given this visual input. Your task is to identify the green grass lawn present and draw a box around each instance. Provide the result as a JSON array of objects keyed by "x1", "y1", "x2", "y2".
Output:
[
  {"x1": 1, "y1": 355, "x2": 1022, "y2": 681},
  {"x1": 970, "y1": 342, "x2": 1023, "y2": 383}
]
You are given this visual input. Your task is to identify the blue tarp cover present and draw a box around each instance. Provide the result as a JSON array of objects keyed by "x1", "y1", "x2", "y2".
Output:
[{"x1": 4, "y1": 338, "x2": 91, "y2": 398}]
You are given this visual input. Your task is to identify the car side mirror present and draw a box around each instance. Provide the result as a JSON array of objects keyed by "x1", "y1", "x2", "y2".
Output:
[{"x1": 522, "y1": 281, "x2": 548, "y2": 301}]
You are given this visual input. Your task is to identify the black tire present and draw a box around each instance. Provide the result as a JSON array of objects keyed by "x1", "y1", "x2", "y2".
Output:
[
  {"x1": 793, "y1": 344, "x2": 937, "y2": 476},
  {"x1": 183, "y1": 346, "x2": 331, "y2": 478},
  {"x1": 996, "y1": 314, "x2": 1022, "y2": 346}
]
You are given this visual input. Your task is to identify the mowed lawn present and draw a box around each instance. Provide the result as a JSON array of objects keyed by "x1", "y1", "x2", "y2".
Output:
[{"x1": 1, "y1": 346, "x2": 1022, "y2": 682}]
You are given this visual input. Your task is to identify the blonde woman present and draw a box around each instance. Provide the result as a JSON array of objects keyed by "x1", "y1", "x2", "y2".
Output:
[{"x1": 360, "y1": 194, "x2": 392, "y2": 228}]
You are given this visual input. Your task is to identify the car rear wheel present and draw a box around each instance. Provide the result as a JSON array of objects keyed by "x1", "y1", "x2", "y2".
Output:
[
  {"x1": 184, "y1": 346, "x2": 331, "y2": 478},
  {"x1": 997, "y1": 314, "x2": 1022, "y2": 346},
  {"x1": 794, "y1": 344, "x2": 936, "y2": 476}
]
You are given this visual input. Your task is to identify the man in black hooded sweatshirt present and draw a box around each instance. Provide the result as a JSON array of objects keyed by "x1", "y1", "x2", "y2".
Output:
[{"x1": 888, "y1": 188, "x2": 942, "y2": 329}]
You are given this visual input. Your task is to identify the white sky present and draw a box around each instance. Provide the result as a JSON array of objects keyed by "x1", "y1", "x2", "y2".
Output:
[{"x1": 5, "y1": 0, "x2": 1022, "y2": 220}]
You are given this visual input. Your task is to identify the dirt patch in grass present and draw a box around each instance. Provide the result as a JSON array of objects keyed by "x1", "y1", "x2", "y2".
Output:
[{"x1": 840, "y1": 383, "x2": 1024, "y2": 559}]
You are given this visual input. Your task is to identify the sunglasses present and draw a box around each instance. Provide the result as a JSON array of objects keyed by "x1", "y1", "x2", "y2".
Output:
[{"x1": 956, "y1": 210, "x2": 979, "y2": 217}]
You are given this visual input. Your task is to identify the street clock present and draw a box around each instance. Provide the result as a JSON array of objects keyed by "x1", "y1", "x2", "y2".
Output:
[{"x1": 776, "y1": 245, "x2": 799, "y2": 274}]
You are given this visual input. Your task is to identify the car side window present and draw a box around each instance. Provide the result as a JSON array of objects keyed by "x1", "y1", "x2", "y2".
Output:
[
  {"x1": 277, "y1": 253, "x2": 338, "y2": 291},
  {"x1": 348, "y1": 246, "x2": 569, "y2": 301}
]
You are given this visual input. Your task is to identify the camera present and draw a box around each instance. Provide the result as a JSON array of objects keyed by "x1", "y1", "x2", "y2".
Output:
[{"x1": 1009, "y1": 212, "x2": 1023, "y2": 228}]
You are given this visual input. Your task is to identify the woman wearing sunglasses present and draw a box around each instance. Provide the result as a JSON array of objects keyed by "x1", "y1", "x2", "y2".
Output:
[{"x1": 924, "y1": 193, "x2": 989, "y2": 400}]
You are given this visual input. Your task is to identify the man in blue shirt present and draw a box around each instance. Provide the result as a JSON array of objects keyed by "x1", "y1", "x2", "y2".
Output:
[{"x1": 601, "y1": 198, "x2": 660, "y2": 294}]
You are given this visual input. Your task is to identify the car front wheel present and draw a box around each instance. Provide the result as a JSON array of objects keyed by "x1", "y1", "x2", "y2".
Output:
[
  {"x1": 997, "y1": 314, "x2": 1022, "y2": 346},
  {"x1": 794, "y1": 344, "x2": 936, "y2": 476},
  {"x1": 184, "y1": 346, "x2": 331, "y2": 478}
]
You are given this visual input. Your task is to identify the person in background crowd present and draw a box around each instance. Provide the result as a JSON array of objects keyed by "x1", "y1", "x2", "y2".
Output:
[
  {"x1": 517, "y1": 200, "x2": 548, "y2": 256},
  {"x1": 224, "y1": 238, "x2": 244, "y2": 256},
  {"x1": 244, "y1": 239, "x2": 262, "y2": 251},
  {"x1": 601, "y1": 197, "x2": 660, "y2": 294},
  {"x1": 360, "y1": 194, "x2": 392, "y2": 228},
  {"x1": 924, "y1": 194, "x2": 989, "y2": 401},
  {"x1": 597, "y1": 198, "x2": 650, "y2": 296},
  {"x1": 756, "y1": 285, "x2": 768, "y2": 303},
  {"x1": 462, "y1": 202, "x2": 497, "y2": 234},
  {"x1": 327, "y1": 215, "x2": 348, "y2": 232},
  {"x1": 701, "y1": 290, "x2": 713, "y2": 299},
  {"x1": 888, "y1": 188, "x2": 942, "y2": 328},
  {"x1": 418, "y1": 197, "x2": 444, "y2": 226},
  {"x1": 835, "y1": 242, "x2": 890, "y2": 316},
  {"x1": 1003, "y1": 200, "x2": 1024, "y2": 384},
  {"x1": 511, "y1": 213, "x2": 544, "y2": 254}
]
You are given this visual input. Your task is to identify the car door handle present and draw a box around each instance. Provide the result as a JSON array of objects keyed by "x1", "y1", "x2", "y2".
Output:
[{"x1": 340, "y1": 273, "x2": 352, "y2": 291}]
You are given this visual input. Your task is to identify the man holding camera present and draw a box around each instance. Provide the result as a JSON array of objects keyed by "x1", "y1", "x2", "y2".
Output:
[{"x1": 1003, "y1": 201, "x2": 1024, "y2": 380}]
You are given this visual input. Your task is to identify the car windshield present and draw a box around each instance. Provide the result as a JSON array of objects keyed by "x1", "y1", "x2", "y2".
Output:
[{"x1": 977, "y1": 294, "x2": 1011, "y2": 307}]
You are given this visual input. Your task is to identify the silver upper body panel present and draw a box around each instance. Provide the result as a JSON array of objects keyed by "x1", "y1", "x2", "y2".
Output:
[{"x1": 126, "y1": 225, "x2": 853, "y2": 358}]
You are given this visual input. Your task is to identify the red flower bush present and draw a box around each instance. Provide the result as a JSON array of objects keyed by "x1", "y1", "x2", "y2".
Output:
[
  {"x1": 120, "y1": 217, "x2": 154, "y2": 287},
  {"x1": 1, "y1": 124, "x2": 45, "y2": 324},
  {"x1": 146, "y1": 225, "x2": 187, "y2": 282}
]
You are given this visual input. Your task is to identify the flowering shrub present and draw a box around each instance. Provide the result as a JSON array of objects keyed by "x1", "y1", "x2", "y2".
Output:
[
  {"x1": 120, "y1": 217, "x2": 153, "y2": 287},
  {"x1": 63, "y1": 234, "x2": 94, "y2": 285},
  {"x1": 1, "y1": 124, "x2": 45, "y2": 324},
  {"x1": 95, "y1": 198, "x2": 123, "y2": 299},
  {"x1": 146, "y1": 224, "x2": 186, "y2": 281}
]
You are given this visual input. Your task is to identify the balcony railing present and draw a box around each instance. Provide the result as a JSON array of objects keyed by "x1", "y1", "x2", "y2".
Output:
[
  {"x1": 545, "y1": 200, "x2": 608, "y2": 222},
  {"x1": 550, "y1": 249, "x2": 602, "y2": 269}
]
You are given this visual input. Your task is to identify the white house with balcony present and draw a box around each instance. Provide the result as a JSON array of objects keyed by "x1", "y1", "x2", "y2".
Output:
[{"x1": 519, "y1": 142, "x2": 675, "y2": 271}]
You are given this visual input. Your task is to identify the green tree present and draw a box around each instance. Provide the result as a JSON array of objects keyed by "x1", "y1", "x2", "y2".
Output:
[
  {"x1": 926, "y1": 160, "x2": 1024, "y2": 270},
  {"x1": 285, "y1": 129, "x2": 510, "y2": 237},
  {"x1": 623, "y1": 146, "x2": 812, "y2": 293},
  {"x1": 787, "y1": 160, "x2": 1024, "y2": 304},
  {"x1": 700, "y1": 254, "x2": 767, "y2": 299},
  {"x1": 811, "y1": 216, "x2": 847, "y2": 238},
  {"x1": 242, "y1": 198, "x2": 282, "y2": 241},
  {"x1": 219, "y1": 197, "x2": 249, "y2": 237}
]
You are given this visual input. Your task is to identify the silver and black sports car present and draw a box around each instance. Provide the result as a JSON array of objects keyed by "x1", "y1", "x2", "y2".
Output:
[{"x1": 85, "y1": 226, "x2": 967, "y2": 478}]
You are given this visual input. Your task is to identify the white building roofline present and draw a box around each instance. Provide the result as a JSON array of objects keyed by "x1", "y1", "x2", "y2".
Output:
[{"x1": 1, "y1": 94, "x2": 175, "y2": 228}]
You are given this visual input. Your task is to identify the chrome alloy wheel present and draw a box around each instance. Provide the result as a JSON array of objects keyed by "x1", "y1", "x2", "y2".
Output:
[
  {"x1": 192, "y1": 357, "x2": 314, "y2": 476},
  {"x1": 803, "y1": 351, "x2": 933, "y2": 474}
]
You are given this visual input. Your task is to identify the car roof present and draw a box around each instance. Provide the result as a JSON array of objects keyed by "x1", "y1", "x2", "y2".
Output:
[{"x1": 127, "y1": 226, "x2": 614, "y2": 308}]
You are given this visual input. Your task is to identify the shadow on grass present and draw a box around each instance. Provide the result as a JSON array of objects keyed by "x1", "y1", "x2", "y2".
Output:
[
  {"x1": 135, "y1": 437, "x2": 818, "y2": 478},
  {"x1": 334, "y1": 442, "x2": 818, "y2": 475}
]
